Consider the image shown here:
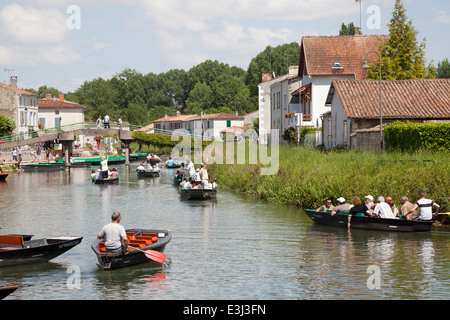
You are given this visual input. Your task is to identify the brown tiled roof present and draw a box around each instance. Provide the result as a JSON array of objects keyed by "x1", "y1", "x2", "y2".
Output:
[
  {"x1": 331, "y1": 79, "x2": 450, "y2": 119},
  {"x1": 154, "y1": 114, "x2": 197, "y2": 122},
  {"x1": 0, "y1": 82, "x2": 38, "y2": 96},
  {"x1": 39, "y1": 97, "x2": 85, "y2": 109},
  {"x1": 189, "y1": 113, "x2": 244, "y2": 121},
  {"x1": 299, "y1": 35, "x2": 389, "y2": 80}
]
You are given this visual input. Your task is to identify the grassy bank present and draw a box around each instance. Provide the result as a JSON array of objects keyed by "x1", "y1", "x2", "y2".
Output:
[{"x1": 209, "y1": 144, "x2": 449, "y2": 212}]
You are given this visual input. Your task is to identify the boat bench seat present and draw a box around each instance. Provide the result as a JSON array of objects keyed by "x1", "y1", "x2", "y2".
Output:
[{"x1": 0, "y1": 235, "x2": 24, "y2": 247}]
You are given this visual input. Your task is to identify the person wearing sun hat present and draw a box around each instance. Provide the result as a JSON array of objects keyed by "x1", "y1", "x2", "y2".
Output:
[
  {"x1": 364, "y1": 195, "x2": 375, "y2": 215},
  {"x1": 331, "y1": 197, "x2": 351, "y2": 215}
]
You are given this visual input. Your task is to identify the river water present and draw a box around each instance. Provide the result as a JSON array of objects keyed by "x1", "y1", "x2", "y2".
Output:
[{"x1": 0, "y1": 164, "x2": 450, "y2": 300}]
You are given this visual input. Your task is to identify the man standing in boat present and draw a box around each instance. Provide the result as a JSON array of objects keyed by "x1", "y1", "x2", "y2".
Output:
[{"x1": 97, "y1": 212, "x2": 129, "y2": 254}]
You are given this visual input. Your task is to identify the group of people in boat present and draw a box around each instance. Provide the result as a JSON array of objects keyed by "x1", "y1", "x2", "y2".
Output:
[
  {"x1": 316, "y1": 190, "x2": 440, "y2": 222},
  {"x1": 136, "y1": 153, "x2": 162, "y2": 173},
  {"x1": 91, "y1": 156, "x2": 119, "y2": 180},
  {"x1": 173, "y1": 158, "x2": 217, "y2": 191}
]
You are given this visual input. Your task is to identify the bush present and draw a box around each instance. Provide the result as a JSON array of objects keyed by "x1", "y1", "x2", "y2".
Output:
[{"x1": 385, "y1": 121, "x2": 450, "y2": 152}]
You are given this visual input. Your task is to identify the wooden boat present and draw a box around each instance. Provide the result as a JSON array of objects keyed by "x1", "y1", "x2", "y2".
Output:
[
  {"x1": 0, "y1": 285, "x2": 19, "y2": 300},
  {"x1": 165, "y1": 163, "x2": 181, "y2": 169},
  {"x1": 137, "y1": 170, "x2": 160, "y2": 178},
  {"x1": 0, "y1": 172, "x2": 8, "y2": 181},
  {"x1": 21, "y1": 163, "x2": 64, "y2": 172},
  {"x1": 93, "y1": 178, "x2": 119, "y2": 184},
  {"x1": 304, "y1": 209, "x2": 433, "y2": 232},
  {"x1": 179, "y1": 188, "x2": 217, "y2": 200},
  {"x1": 91, "y1": 228, "x2": 171, "y2": 270},
  {"x1": 0, "y1": 234, "x2": 83, "y2": 267},
  {"x1": 129, "y1": 153, "x2": 149, "y2": 161}
]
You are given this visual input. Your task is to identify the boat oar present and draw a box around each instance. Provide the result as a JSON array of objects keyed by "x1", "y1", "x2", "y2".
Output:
[{"x1": 128, "y1": 246, "x2": 166, "y2": 263}]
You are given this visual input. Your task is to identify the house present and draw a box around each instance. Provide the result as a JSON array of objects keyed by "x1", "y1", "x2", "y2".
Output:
[
  {"x1": 188, "y1": 112, "x2": 245, "y2": 140},
  {"x1": 135, "y1": 123, "x2": 154, "y2": 134},
  {"x1": 294, "y1": 35, "x2": 389, "y2": 131},
  {"x1": 38, "y1": 93, "x2": 85, "y2": 129},
  {"x1": 323, "y1": 79, "x2": 450, "y2": 150},
  {"x1": 258, "y1": 65, "x2": 301, "y2": 144},
  {"x1": 153, "y1": 111, "x2": 197, "y2": 134},
  {"x1": 0, "y1": 76, "x2": 39, "y2": 135}
]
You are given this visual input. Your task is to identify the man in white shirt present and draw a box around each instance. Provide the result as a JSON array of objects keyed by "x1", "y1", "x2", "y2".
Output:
[
  {"x1": 97, "y1": 211, "x2": 128, "y2": 253},
  {"x1": 409, "y1": 190, "x2": 440, "y2": 221},
  {"x1": 373, "y1": 196, "x2": 395, "y2": 219},
  {"x1": 103, "y1": 114, "x2": 110, "y2": 128}
]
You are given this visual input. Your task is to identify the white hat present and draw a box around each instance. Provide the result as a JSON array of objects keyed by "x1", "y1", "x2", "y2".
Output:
[
  {"x1": 365, "y1": 195, "x2": 374, "y2": 201},
  {"x1": 337, "y1": 197, "x2": 345, "y2": 203},
  {"x1": 378, "y1": 196, "x2": 385, "y2": 202}
]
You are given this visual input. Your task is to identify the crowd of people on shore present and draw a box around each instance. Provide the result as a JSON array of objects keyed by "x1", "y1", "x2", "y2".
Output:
[{"x1": 316, "y1": 190, "x2": 440, "y2": 222}]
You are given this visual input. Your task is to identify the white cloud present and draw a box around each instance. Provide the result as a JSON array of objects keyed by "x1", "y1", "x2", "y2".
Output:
[
  {"x1": 432, "y1": 8, "x2": 450, "y2": 24},
  {"x1": 0, "y1": 3, "x2": 68, "y2": 45},
  {"x1": 0, "y1": 3, "x2": 81, "y2": 66}
]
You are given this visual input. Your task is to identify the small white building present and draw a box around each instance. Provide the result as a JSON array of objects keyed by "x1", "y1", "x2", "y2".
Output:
[
  {"x1": 188, "y1": 113, "x2": 245, "y2": 140},
  {"x1": 38, "y1": 94, "x2": 85, "y2": 129}
]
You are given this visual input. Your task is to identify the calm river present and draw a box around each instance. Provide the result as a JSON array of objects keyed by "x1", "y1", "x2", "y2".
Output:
[{"x1": 1, "y1": 164, "x2": 450, "y2": 300}]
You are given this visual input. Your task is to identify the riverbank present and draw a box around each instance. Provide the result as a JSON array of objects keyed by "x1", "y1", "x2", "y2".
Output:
[{"x1": 209, "y1": 144, "x2": 449, "y2": 212}]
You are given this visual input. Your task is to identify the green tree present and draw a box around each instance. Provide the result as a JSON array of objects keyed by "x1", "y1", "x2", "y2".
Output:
[
  {"x1": 339, "y1": 22, "x2": 360, "y2": 35},
  {"x1": 0, "y1": 115, "x2": 15, "y2": 136},
  {"x1": 245, "y1": 42, "x2": 301, "y2": 97},
  {"x1": 436, "y1": 58, "x2": 450, "y2": 78},
  {"x1": 185, "y1": 82, "x2": 213, "y2": 115},
  {"x1": 368, "y1": 0, "x2": 435, "y2": 80}
]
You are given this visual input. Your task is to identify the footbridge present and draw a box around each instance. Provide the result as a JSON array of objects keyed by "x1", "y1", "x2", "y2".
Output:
[{"x1": 0, "y1": 122, "x2": 141, "y2": 169}]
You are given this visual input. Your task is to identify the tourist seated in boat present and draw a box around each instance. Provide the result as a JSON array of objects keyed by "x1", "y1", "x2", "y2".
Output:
[
  {"x1": 331, "y1": 197, "x2": 351, "y2": 215},
  {"x1": 91, "y1": 170, "x2": 98, "y2": 181},
  {"x1": 182, "y1": 178, "x2": 194, "y2": 189},
  {"x1": 180, "y1": 177, "x2": 188, "y2": 188},
  {"x1": 364, "y1": 195, "x2": 375, "y2": 215},
  {"x1": 385, "y1": 197, "x2": 399, "y2": 218},
  {"x1": 97, "y1": 211, "x2": 129, "y2": 254},
  {"x1": 316, "y1": 199, "x2": 336, "y2": 213},
  {"x1": 175, "y1": 170, "x2": 185, "y2": 181},
  {"x1": 109, "y1": 168, "x2": 119, "y2": 180},
  {"x1": 373, "y1": 196, "x2": 396, "y2": 219},
  {"x1": 166, "y1": 158, "x2": 174, "y2": 166},
  {"x1": 348, "y1": 197, "x2": 372, "y2": 217},
  {"x1": 400, "y1": 196, "x2": 418, "y2": 220},
  {"x1": 136, "y1": 161, "x2": 146, "y2": 171},
  {"x1": 192, "y1": 181, "x2": 203, "y2": 189},
  {"x1": 407, "y1": 190, "x2": 440, "y2": 221}
]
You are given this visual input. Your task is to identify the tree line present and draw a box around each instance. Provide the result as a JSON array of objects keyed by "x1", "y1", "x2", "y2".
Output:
[{"x1": 23, "y1": 43, "x2": 301, "y2": 126}]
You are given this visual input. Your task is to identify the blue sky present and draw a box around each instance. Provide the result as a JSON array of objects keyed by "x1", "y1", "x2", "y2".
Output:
[{"x1": 0, "y1": 0, "x2": 449, "y2": 93}]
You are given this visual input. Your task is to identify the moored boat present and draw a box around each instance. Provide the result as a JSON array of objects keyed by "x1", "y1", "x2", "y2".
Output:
[
  {"x1": 0, "y1": 172, "x2": 8, "y2": 181},
  {"x1": 0, "y1": 285, "x2": 19, "y2": 300},
  {"x1": 21, "y1": 163, "x2": 64, "y2": 172},
  {"x1": 179, "y1": 188, "x2": 217, "y2": 200},
  {"x1": 304, "y1": 209, "x2": 433, "y2": 232},
  {"x1": 91, "y1": 228, "x2": 171, "y2": 270},
  {"x1": 0, "y1": 234, "x2": 83, "y2": 267}
]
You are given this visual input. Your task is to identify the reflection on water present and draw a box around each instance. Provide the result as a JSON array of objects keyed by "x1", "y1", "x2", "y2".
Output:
[{"x1": 1, "y1": 166, "x2": 450, "y2": 300}]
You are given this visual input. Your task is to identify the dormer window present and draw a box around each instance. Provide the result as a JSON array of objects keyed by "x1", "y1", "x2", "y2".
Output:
[{"x1": 332, "y1": 61, "x2": 343, "y2": 69}]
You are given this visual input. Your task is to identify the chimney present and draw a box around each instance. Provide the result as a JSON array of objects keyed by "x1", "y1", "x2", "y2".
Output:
[
  {"x1": 354, "y1": 27, "x2": 360, "y2": 35},
  {"x1": 9, "y1": 76, "x2": 18, "y2": 88},
  {"x1": 262, "y1": 72, "x2": 273, "y2": 83},
  {"x1": 289, "y1": 65, "x2": 299, "y2": 77},
  {"x1": 45, "y1": 93, "x2": 52, "y2": 99},
  {"x1": 59, "y1": 94, "x2": 64, "y2": 102},
  {"x1": 175, "y1": 110, "x2": 181, "y2": 117}
]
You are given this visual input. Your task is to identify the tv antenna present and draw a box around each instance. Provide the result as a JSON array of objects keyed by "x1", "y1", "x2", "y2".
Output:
[
  {"x1": 4, "y1": 68, "x2": 15, "y2": 83},
  {"x1": 355, "y1": 0, "x2": 363, "y2": 32}
]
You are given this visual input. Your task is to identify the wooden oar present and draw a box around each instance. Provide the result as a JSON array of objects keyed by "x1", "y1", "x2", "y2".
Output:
[{"x1": 128, "y1": 246, "x2": 166, "y2": 263}]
